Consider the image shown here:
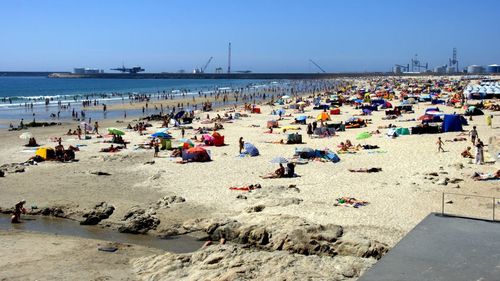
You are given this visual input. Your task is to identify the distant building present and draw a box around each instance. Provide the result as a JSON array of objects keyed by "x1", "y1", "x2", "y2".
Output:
[
  {"x1": 74, "y1": 68, "x2": 103, "y2": 74},
  {"x1": 434, "y1": 65, "x2": 446, "y2": 74},
  {"x1": 486, "y1": 64, "x2": 500, "y2": 74},
  {"x1": 466, "y1": 65, "x2": 485, "y2": 74},
  {"x1": 392, "y1": 66, "x2": 402, "y2": 74}
]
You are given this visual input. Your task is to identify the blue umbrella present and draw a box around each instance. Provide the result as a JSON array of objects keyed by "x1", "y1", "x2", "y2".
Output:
[
  {"x1": 296, "y1": 116, "x2": 307, "y2": 121},
  {"x1": 151, "y1": 132, "x2": 172, "y2": 139}
]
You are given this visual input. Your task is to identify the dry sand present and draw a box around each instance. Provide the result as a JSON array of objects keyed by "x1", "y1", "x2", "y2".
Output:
[{"x1": 0, "y1": 76, "x2": 499, "y2": 280}]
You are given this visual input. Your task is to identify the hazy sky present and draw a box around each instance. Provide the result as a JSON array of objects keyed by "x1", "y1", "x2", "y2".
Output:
[{"x1": 1, "y1": 0, "x2": 499, "y2": 73}]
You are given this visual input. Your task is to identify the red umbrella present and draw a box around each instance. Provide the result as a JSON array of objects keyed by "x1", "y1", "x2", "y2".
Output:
[{"x1": 187, "y1": 146, "x2": 206, "y2": 153}]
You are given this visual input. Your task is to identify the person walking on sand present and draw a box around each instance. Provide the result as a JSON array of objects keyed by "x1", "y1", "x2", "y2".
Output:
[
  {"x1": 93, "y1": 121, "x2": 99, "y2": 134},
  {"x1": 153, "y1": 140, "x2": 160, "y2": 157},
  {"x1": 486, "y1": 114, "x2": 493, "y2": 128},
  {"x1": 436, "y1": 137, "x2": 445, "y2": 153},
  {"x1": 239, "y1": 137, "x2": 244, "y2": 154},
  {"x1": 475, "y1": 139, "x2": 484, "y2": 165},
  {"x1": 470, "y1": 126, "x2": 478, "y2": 145},
  {"x1": 181, "y1": 128, "x2": 185, "y2": 138},
  {"x1": 307, "y1": 123, "x2": 313, "y2": 138}
]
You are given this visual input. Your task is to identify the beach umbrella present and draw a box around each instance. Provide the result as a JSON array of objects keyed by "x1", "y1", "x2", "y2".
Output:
[
  {"x1": 186, "y1": 146, "x2": 207, "y2": 154},
  {"x1": 296, "y1": 101, "x2": 306, "y2": 105},
  {"x1": 177, "y1": 138, "x2": 195, "y2": 149},
  {"x1": 282, "y1": 95, "x2": 290, "y2": 99},
  {"x1": 356, "y1": 132, "x2": 372, "y2": 140},
  {"x1": 296, "y1": 116, "x2": 307, "y2": 121},
  {"x1": 243, "y1": 142, "x2": 259, "y2": 156},
  {"x1": 107, "y1": 128, "x2": 125, "y2": 136},
  {"x1": 19, "y1": 132, "x2": 32, "y2": 140},
  {"x1": 151, "y1": 132, "x2": 172, "y2": 139},
  {"x1": 270, "y1": 156, "x2": 288, "y2": 164}
]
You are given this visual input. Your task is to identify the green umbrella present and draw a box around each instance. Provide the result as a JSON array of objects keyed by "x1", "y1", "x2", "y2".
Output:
[
  {"x1": 107, "y1": 127, "x2": 125, "y2": 136},
  {"x1": 356, "y1": 132, "x2": 372, "y2": 140}
]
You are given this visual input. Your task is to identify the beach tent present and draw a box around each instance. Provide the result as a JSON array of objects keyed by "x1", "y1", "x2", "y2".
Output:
[
  {"x1": 275, "y1": 108, "x2": 286, "y2": 116},
  {"x1": 324, "y1": 151, "x2": 341, "y2": 163},
  {"x1": 202, "y1": 134, "x2": 215, "y2": 145},
  {"x1": 294, "y1": 147, "x2": 315, "y2": 158},
  {"x1": 464, "y1": 106, "x2": 484, "y2": 116},
  {"x1": 330, "y1": 108, "x2": 341, "y2": 115},
  {"x1": 442, "y1": 115, "x2": 463, "y2": 132},
  {"x1": 395, "y1": 127, "x2": 410, "y2": 135},
  {"x1": 243, "y1": 143, "x2": 259, "y2": 156},
  {"x1": 295, "y1": 116, "x2": 307, "y2": 124},
  {"x1": 316, "y1": 112, "x2": 331, "y2": 121},
  {"x1": 287, "y1": 133, "x2": 302, "y2": 144},
  {"x1": 212, "y1": 132, "x2": 225, "y2": 146},
  {"x1": 251, "y1": 107, "x2": 261, "y2": 113},
  {"x1": 161, "y1": 138, "x2": 172, "y2": 150},
  {"x1": 174, "y1": 111, "x2": 185, "y2": 120},
  {"x1": 35, "y1": 147, "x2": 55, "y2": 160},
  {"x1": 182, "y1": 147, "x2": 211, "y2": 162}
]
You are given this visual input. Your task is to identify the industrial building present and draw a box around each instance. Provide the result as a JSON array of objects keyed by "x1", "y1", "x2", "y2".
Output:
[
  {"x1": 73, "y1": 68, "x2": 103, "y2": 74},
  {"x1": 466, "y1": 65, "x2": 485, "y2": 74},
  {"x1": 486, "y1": 64, "x2": 500, "y2": 73}
]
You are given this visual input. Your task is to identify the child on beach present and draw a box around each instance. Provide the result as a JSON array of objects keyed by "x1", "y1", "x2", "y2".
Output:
[
  {"x1": 436, "y1": 137, "x2": 444, "y2": 153},
  {"x1": 470, "y1": 126, "x2": 478, "y2": 144}
]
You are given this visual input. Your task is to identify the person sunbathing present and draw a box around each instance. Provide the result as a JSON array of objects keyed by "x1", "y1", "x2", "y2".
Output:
[
  {"x1": 66, "y1": 129, "x2": 73, "y2": 135},
  {"x1": 260, "y1": 164, "x2": 285, "y2": 179},
  {"x1": 171, "y1": 148, "x2": 182, "y2": 157},
  {"x1": 345, "y1": 140, "x2": 354, "y2": 148},
  {"x1": 472, "y1": 170, "x2": 500, "y2": 181},
  {"x1": 100, "y1": 144, "x2": 122, "y2": 153},
  {"x1": 349, "y1": 167, "x2": 382, "y2": 173},
  {"x1": 338, "y1": 142, "x2": 348, "y2": 151},
  {"x1": 461, "y1": 147, "x2": 473, "y2": 158},
  {"x1": 446, "y1": 137, "x2": 467, "y2": 142}
]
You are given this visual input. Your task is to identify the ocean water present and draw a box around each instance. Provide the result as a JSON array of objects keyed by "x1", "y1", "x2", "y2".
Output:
[{"x1": 0, "y1": 77, "x2": 284, "y2": 125}]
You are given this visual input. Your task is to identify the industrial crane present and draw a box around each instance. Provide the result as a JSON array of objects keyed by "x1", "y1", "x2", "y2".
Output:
[
  {"x1": 193, "y1": 56, "x2": 213, "y2": 74},
  {"x1": 309, "y1": 59, "x2": 326, "y2": 73},
  {"x1": 394, "y1": 64, "x2": 410, "y2": 72}
]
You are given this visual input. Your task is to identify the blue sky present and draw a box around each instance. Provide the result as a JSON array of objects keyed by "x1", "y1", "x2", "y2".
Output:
[{"x1": 1, "y1": 0, "x2": 499, "y2": 72}]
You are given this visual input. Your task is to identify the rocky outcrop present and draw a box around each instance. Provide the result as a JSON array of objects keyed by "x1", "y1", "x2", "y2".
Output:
[
  {"x1": 118, "y1": 207, "x2": 160, "y2": 234},
  {"x1": 155, "y1": 195, "x2": 186, "y2": 209},
  {"x1": 184, "y1": 216, "x2": 389, "y2": 259},
  {"x1": 80, "y1": 202, "x2": 115, "y2": 225},
  {"x1": 132, "y1": 244, "x2": 377, "y2": 281}
]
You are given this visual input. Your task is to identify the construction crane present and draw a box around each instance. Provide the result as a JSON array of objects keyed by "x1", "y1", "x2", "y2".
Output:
[
  {"x1": 193, "y1": 57, "x2": 214, "y2": 74},
  {"x1": 309, "y1": 59, "x2": 326, "y2": 73},
  {"x1": 411, "y1": 54, "x2": 428, "y2": 72},
  {"x1": 394, "y1": 64, "x2": 410, "y2": 72}
]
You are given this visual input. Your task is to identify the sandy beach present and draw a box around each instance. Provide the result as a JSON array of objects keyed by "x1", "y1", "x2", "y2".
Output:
[{"x1": 1, "y1": 76, "x2": 499, "y2": 280}]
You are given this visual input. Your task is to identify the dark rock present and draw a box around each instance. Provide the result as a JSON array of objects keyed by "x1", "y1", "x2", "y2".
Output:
[
  {"x1": 118, "y1": 207, "x2": 160, "y2": 234},
  {"x1": 90, "y1": 171, "x2": 111, "y2": 176},
  {"x1": 245, "y1": 205, "x2": 265, "y2": 213},
  {"x1": 0, "y1": 170, "x2": 4, "y2": 177},
  {"x1": 80, "y1": 202, "x2": 115, "y2": 225},
  {"x1": 156, "y1": 195, "x2": 186, "y2": 209},
  {"x1": 236, "y1": 195, "x2": 247, "y2": 200}
]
